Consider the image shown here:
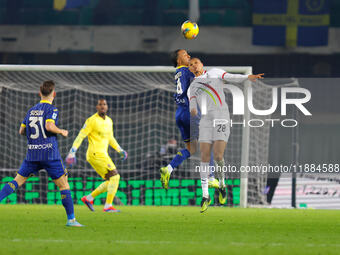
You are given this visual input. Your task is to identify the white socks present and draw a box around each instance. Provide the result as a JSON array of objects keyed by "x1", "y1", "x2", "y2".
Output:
[
  {"x1": 104, "y1": 203, "x2": 112, "y2": 209},
  {"x1": 200, "y1": 162, "x2": 209, "y2": 198},
  {"x1": 167, "y1": 164, "x2": 174, "y2": 174},
  {"x1": 215, "y1": 159, "x2": 226, "y2": 188},
  {"x1": 86, "y1": 194, "x2": 94, "y2": 202}
]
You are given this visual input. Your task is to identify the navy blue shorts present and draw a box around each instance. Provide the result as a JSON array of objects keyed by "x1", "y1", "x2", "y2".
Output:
[
  {"x1": 18, "y1": 159, "x2": 68, "y2": 180},
  {"x1": 175, "y1": 107, "x2": 199, "y2": 143}
]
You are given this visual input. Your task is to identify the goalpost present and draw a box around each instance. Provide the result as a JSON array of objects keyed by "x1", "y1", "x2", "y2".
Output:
[{"x1": 0, "y1": 65, "x2": 270, "y2": 208}]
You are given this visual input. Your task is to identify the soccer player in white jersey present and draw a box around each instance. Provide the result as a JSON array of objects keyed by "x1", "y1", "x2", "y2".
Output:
[{"x1": 188, "y1": 58, "x2": 264, "y2": 212}]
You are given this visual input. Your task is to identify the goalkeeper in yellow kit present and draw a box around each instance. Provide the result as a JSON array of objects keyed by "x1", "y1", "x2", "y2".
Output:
[{"x1": 65, "y1": 99, "x2": 128, "y2": 213}]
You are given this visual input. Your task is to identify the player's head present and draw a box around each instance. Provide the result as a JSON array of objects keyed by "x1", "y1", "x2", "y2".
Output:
[
  {"x1": 96, "y1": 99, "x2": 108, "y2": 115},
  {"x1": 39, "y1": 80, "x2": 56, "y2": 99},
  {"x1": 171, "y1": 49, "x2": 190, "y2": 67},
  {"x1": 189, "y1": 57, "x2": 204, "y2": 76}
]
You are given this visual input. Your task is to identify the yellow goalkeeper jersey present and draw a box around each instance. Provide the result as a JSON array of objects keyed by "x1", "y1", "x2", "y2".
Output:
[{"x1": 72, "y1": 113, "x2": 121, "y2": 156}]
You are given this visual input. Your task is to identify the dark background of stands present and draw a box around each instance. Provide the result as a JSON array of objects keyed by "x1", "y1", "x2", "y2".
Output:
[
  {"x1": 1, "y1": 0, "x2": 254, "y2": 26},
  {"x1": 0, "y1": 0, "x2": 339, "y2": 77},
  {"x1": 1, "y1": 0, "x2": 339, "y2": 27}
]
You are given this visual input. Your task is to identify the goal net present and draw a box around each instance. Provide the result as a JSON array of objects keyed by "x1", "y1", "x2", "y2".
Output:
[{"x1": 0, "y1": 65, "x2": 274, "y2": 207}]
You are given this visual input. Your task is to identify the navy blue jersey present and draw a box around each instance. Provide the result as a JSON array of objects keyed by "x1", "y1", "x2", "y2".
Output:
[
  {"x1": 21, "y1": 100, "x2": 61, "y2": 161},
  {"x1": 174, "y1": 66, "x2": 194, "y2": 108}
]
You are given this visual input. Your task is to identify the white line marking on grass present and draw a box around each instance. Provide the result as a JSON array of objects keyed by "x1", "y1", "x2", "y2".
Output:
[
  {"x1": 10, "y1": 239, "x2": 173, "y2": 244},
  {"x1": 8, "y1": 239, "x2": 340, "y2": 247},
  {"x1": 230, "y1": 242, "x2": 340, "y2": 247}
]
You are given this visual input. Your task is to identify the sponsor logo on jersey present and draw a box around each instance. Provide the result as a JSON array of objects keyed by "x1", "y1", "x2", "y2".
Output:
[{"x1": 28, "y1": 143, "x2": 53, "y2": 150}]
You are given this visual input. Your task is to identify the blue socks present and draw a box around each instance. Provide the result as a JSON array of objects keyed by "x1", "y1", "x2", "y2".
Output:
[
  {"x1": 0, "y1": 180, "x2": 18, "y2": 202},
  {"x1": 60, "y1": 190, "x2": 75, "y2": 220},
  {"x1": 169, "y1": 149, "x2": 191, "y2": 169},
  {"x1": 0, "y1": 181, "x2": 75, "y2": 221}
]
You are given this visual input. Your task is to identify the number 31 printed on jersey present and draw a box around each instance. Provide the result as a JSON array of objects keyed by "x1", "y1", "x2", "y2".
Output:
[{"x1": 29, "y1": 116, "x2": 47, "y2": 139}]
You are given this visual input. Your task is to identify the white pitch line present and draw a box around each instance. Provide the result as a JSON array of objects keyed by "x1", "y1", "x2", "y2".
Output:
[
  {"x1": 7, "y1": 239, "x2": 340, "y2": 247},
  {"x1": 10, "y1": 239, "x2": 173, "y2": 244}
]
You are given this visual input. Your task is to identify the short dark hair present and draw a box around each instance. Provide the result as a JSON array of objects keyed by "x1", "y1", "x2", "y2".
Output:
[
  {"x1": 97, "y1": 98, "x2": 107, "y2": 104},
  {"x1": 170, "y1": 49, "x2": 182, "y2": 67},
  {"x1": 40, "y1": 80, "x2": 55, "y2": 96}
]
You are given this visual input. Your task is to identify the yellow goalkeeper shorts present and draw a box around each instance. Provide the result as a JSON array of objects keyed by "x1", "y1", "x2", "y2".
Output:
[{"x1": 87, "y1": 152, "x2": 116, "y2": 180}]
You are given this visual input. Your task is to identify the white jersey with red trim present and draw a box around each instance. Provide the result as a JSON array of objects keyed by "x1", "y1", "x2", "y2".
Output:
[{"x1": 188, "y1": 68, "x2": 248, "y2": 117}]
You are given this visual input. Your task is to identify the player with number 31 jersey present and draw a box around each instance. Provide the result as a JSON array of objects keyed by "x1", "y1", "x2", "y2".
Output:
[
  {"x1": 0, "y1": 80, "x2": 83, "y2": 227},
  {"x1": 21, "y1": 99, "x2": 61, "y2": 161}
]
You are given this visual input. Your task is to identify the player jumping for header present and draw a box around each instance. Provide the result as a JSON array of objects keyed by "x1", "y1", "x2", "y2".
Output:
[
  {"x1": 0, "y1": 80, "x2": 83, "y2": 226},
  {"x1": 160, "y1": 49, "x2": 219, "y2": 190},
  {"x1": 188, "y1": 57, "x2": 264, "y2": 212},
  {"x1": 66, "y1": 99, "x2": 128, "y2": 213}
]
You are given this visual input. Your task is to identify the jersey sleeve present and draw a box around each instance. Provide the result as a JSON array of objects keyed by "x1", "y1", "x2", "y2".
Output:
[
  {"x1": 79, "y1": 118, "x2": 93, "y2": 137},
  {"x1": 71, "y1": 118, "x2": 92, "y2": 150},
  {"x1": 46, "y1": 107, "x2": 59, "y2": 125},
  {"x1": 209, "y1": 68, "x2": 248, "y2": 83},
  {"x1": 109, "y1": 121, "x2": 122, "y2": 152},
  {"x1": 21, "y1": 113, "x2": 28, "y2": 128}
]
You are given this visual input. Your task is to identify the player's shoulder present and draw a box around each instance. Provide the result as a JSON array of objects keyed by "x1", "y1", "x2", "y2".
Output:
[
  {"x1": 40, "y1": 102, "x2": 58, "y2": 113},
  {"x1": 105, "y1": 115, "x2": 113, "y2": 123},
  {"x1": 190, "y1": 77, "x2": 200, "y2": 86},
  {"x1": 87, "y1": 113, "x2": 98, "y2": 122},
  {"x1": 176, "y1": 65, "x2": 189, "y2": 72},
  {"x1": 26, "y1": 102, "x2": 44, "y2": 114},
  {"x1": 48, "y1": 104, "x2": 58, "y2": 112},
  {"x1": 175, "y1": 66, "x2": 193, "y2": 77},
  {"x1": 207, "y1": 68, "x2": 226, "y2": 77}
]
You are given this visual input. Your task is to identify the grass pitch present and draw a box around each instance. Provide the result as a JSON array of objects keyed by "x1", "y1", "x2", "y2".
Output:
[{"x1": 0, "y1": 205, "x2": 339, "y2": 255}]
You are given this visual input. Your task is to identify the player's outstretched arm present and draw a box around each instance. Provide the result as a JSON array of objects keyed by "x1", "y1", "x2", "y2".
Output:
[
  {"x1": 109, "y1": 133, "x2": 128, "y2": 161},
  {"x1": 215, "y1": 68, "x2": 264, "y2": 83},
  {"x1": 66, "y1": 119, "x2": 92, "y2": 167},
  {"x1": 211, "y1": 68, "x2": 248, "y2": 83},
  {"x1": 248, "y1": 73, "x2": 264, "y2": 82},
  {"x1": 46, "y1": 121, "x2": 68, "y2": 137},
  {"x1": 65, "y1": 132, "x2": 87, "y2": 167}
]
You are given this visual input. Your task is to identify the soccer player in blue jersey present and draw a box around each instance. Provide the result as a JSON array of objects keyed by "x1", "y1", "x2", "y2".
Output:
[
  {"x1": 160, "y1": 49, "x2": 219, "y2": 190},
  {"x1": 0, "y1": 81, "x2": 83, "y2": 227}
]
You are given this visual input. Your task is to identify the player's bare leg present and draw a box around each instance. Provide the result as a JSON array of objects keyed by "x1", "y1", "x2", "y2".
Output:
[
  {"x1": 14, "y1": 174, "x2": 28, "y2": 187},
  {"x1": 213, "y1": 141, "x2": 227, "y2": 205},
  {"x1": 54, "y1": 174, "x2": 70, "y2": 190},
  {"x1": 186, "y1": 140, "x2": 197, "y2": 155},
  {"x1": 199, "y1": 142, "x2": 213, "y2": 213},
  {"x1": 54, "y1": 174, "x2": 83, "y2": 227}
]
